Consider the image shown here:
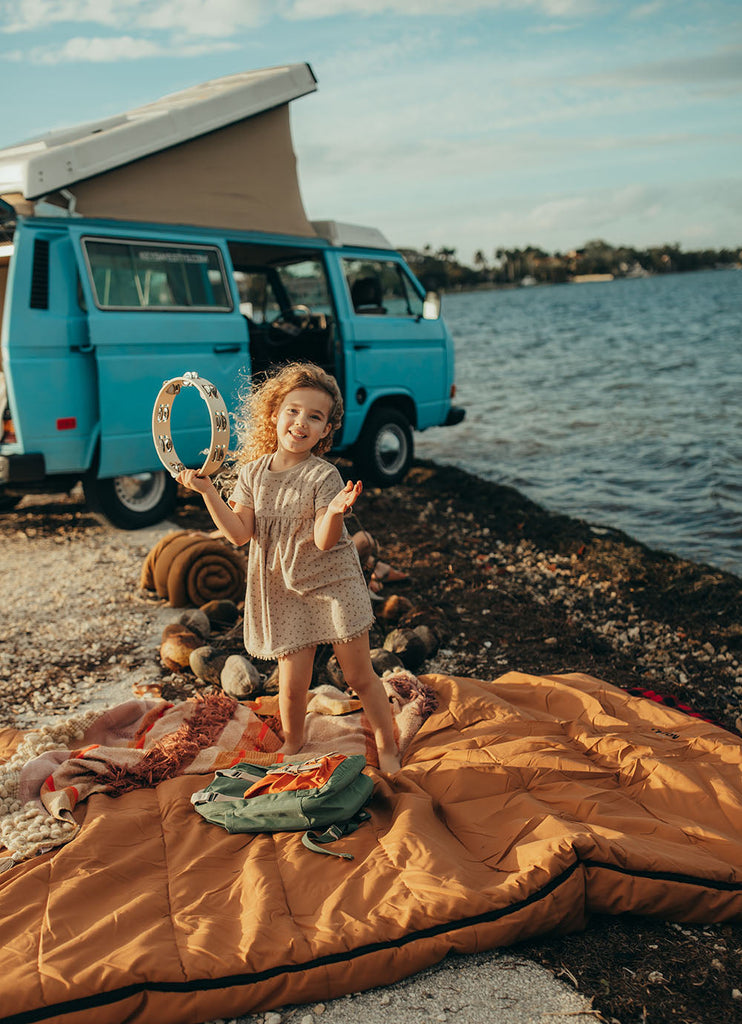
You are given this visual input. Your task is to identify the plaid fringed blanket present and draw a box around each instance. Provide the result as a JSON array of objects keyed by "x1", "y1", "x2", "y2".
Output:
[{"x1": 0, "y1": 671, "x2": 437, "y2": 871}]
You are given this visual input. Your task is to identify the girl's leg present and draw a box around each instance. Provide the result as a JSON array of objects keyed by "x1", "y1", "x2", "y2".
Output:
[
  {"x1": 277, "y1": 645, "x2": 317, "y2": 755},
  {"x1": 332, "y1": 633, "x2": 401, "y2": 774}
]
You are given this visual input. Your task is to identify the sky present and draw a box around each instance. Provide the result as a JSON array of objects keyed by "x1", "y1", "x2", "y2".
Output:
[{"x1": 0, "y1": 0, "x2": 740, "y2": 265}]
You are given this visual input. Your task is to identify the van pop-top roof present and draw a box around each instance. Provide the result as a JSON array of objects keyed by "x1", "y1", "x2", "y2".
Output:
[
  {"x1": 0, "y1": 62, "x2": 392, "y2": 247},
  {"x1": 0, "y1": 63, "x2": 318, "y2": 202}
]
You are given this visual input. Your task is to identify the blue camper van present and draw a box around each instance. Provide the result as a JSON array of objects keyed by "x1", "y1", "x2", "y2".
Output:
[{"x1": 0, "y1": 64, "x2": 463, "y2": 528}]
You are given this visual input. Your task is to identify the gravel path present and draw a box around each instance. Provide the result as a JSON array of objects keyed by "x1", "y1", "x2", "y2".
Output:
[{"x1": 0, "y1": 519, "x2": 181, "y2": 728}]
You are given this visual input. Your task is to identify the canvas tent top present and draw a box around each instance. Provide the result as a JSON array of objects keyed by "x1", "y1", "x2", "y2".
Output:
[
  {"x1": 0, "y1": 63, "x2": 334, "y2": 238},
  {"x1": 0, "y1": 63, "x2": 317, "y2": 200}
]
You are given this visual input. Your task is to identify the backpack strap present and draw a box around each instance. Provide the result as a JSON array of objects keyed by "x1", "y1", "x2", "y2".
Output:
[{"x1": 301, "y1": 809, "x2": 371, "y2": 859}]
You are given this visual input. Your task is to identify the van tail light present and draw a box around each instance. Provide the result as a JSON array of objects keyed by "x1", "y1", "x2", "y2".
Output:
[
  {"x1": 1, "y1": 412, "x2": 15, "y2": 443},
  {"x1": 450, "y1": 384, "x2": 457, "y2": 399},
  {"x1": 56, "y1": 417, "x2": 77, "y2": 431}
]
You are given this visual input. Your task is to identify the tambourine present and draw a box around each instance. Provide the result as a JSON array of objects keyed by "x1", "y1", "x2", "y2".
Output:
[{"x1": 152, "y1": 371, "x2": 229, "y2": 478}]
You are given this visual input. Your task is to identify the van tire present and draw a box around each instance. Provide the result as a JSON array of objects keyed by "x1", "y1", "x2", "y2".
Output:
[
  {"x1": 352, "y1": 407, "x2": 413, "y2": 488},
  {"x1": 84, "y1": 471, "x2": 178, "y2": 529}
]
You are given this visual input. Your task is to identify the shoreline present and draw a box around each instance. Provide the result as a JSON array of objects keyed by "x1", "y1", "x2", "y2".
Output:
[{"x1": 0, "y1": 459, "x2": 740, "y2": 1023}]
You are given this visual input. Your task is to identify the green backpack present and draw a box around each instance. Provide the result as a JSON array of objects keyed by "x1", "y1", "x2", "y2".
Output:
[{"x1": 191, "y1": 752, "x2": 374, "y2": 859}]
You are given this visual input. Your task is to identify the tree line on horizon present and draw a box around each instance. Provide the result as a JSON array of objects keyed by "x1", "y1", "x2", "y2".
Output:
[{"x1": 400, "y1": 238, "x2": 741, "y2": 291}]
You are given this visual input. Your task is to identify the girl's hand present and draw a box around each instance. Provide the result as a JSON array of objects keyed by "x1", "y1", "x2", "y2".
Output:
[
  {"x1": 327, "y1": 479, "x2": 363, "y2": 516},
  {"x1": 177, "y1": 469, "x2": 214, "y2": 494}
]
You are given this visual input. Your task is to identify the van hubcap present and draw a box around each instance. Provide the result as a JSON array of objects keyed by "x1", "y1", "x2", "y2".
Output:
[
  {"x1": 375, "y1": 425, "x2": 407, "y2": 475},
  {"x1": 112, "y1": 472, "x2": 167, "y2": 512}
]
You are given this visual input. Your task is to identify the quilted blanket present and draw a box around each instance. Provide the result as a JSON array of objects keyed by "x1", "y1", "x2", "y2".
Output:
[{"x1": 0, "y1": 671, "x2": 740, "y2": 1024}]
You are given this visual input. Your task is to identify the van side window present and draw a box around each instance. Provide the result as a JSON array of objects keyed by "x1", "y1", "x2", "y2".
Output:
[
  {"x1": 342, "y1": 259, "x2": 424, "y2": 318},
  {"x1": 82, "y1": 239, "x2": 232, "y2": 311}
]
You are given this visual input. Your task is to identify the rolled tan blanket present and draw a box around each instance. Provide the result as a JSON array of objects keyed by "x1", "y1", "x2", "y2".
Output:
[{"x1": 140, "y1": 530, "x2": 246, "y2": 607}]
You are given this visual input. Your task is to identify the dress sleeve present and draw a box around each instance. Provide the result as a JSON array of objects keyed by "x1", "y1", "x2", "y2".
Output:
[
  {"x1": 314, "y1": 463, "x2": 344, "y2": 511},
  {"x1": 228, "y1": 464, "x2": 254, "y2": 509}
]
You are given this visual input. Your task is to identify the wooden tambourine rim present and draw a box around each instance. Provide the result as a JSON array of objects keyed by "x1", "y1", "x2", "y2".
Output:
[{"x1": 152, "y1": 371, "x2": 229, "y2": 478}]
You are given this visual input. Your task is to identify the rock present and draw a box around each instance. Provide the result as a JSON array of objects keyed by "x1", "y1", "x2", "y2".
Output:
[
  {"x1": 200, "y1": 599, "x2": 240, "y2": 630},
  {"x1": 383, "y1": 628, "x2": 428, "y2": 671},
  {"x1": 161, "y1": 621, "x2": 191, "y2": 640},
  {"x1": 160, "y1": 627, "x2": 203, "y2": 672},
  {"x1": 325, "y1": 655, "x2": 345, "y2": 689},
  {"x1": 221, "y1": 655, "x2": 260, "y2": 698},
  {"x1": 370, "y1": 648, "x2": 404, "y2": 676},
  {"x1": 177, "y1": 608, "x2": 211, "y2": 639},
  {"x1": 376, "y1": 594, "x2": 414, "y2": 624},
  {"x1": 412, "y1": 625, "x2": 439, "y2": 658},
  {"x1": 189, "y1": 646, "x2": 229, "y2": 685},
  {"x1": 398, "y1": 605, "x2": 447, "y2": 632},
  {"x1": 327, "y1": 648, "x2": 406, "y2": 688},
  {"x1": 263, "y1": 665, "x2": 280, "y2": 695}
]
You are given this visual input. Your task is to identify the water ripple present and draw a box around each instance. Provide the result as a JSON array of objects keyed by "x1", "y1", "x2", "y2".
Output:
[{"x1": 416, "y1": 269, "x2": 742, "y2": 576}]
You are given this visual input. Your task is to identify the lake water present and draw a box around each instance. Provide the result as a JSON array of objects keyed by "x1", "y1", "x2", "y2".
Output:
[{"x1": 415, "y1": 269, "x2": 742, "y2": 577}]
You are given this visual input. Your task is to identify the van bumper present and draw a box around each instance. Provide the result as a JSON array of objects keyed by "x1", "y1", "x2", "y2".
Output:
[
  {"x1": 443, "y1": 406, "x2": 466, "y2": 427},
  {"x1": 0, "y1": 452, "x2": 46, "y2": 484}
]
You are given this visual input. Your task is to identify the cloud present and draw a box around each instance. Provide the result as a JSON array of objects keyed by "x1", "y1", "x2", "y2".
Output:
[
  {"x1": 1, "y1": 33, "x2": 239, "y2": 62},
  {"x1": 460, "y1": 179, "x2": 742, "y2": 252},
  {"x1": 283, "y1": 0, "x2": 595, "y2": 18},
  {"x1": 627, "y1": 0, "x2": 666, "y2": 18},
  {"x1": 0, "y1": 0, "x2": 598, "y2": 33},
  {"x1": 579, "y1": 45, "x2": 742, "y2": 90},
  {"x1": 526, "y1": 185, "x2": 663, "y2": 234},
  {"x1": 0, "y1": 0, "x2": 266, "y2": 37},
  {"x1": 137, "y1": 0, "x2": 266, "y2": 38},
  {"x1": 1, "y1": 0, "x2": 129, "y2": 33}
]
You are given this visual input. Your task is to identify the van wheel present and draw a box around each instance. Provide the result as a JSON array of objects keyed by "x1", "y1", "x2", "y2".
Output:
[
  {"x1": 84, "y1": 471, "x2": 178, "y2": 529},
  {"x1": 353, "y1": 408, "x2": 413, "y2": 488}
]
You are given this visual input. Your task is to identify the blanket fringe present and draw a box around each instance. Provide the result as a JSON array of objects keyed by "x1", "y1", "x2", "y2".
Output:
[
  {"x1": 101, "y1": 692, "x2": 238, "y2": 797},
  {"x1": 383, "y1": 669, "x2": 439, "y2": 720}
]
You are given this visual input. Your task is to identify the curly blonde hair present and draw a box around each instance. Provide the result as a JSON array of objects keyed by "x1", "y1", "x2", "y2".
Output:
[{"x1": 235, "y1": 362, "x2": 344, "y2": 464}]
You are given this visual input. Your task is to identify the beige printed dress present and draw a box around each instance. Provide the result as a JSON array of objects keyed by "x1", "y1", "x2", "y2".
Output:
[{"x1": 229, "y1": 453, "x2": 373, "y2": 660}]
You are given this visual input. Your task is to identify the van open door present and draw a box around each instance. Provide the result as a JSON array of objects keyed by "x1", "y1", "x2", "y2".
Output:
[{"x1": 72, "y1": 229, "x2": 249, "y2": 526}]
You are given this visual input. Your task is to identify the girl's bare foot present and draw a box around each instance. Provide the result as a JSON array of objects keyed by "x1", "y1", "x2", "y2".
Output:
[{"x1": 278, "y1": 740, "x2": 304, "y2": 756}]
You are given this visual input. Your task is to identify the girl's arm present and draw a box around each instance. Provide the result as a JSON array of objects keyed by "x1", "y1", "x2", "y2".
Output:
[
  {"x1": 177, "y1": 470, "x2": 255, "y2": 547},
  {"x1": 314, "y1": 480, "x2": 362, "y2": 551}
]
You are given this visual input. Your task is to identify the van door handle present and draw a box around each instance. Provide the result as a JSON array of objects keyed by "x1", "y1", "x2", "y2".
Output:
[
  {"x1": 213, "y1": 344, "x2": 241, "y2": 353},
  {"x1": 354, "y1": 344, "x2": 371, "y2": 351}
]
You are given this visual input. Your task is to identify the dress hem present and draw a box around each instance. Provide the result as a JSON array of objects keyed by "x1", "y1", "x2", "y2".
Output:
[{"x1": 245, "y1": 619, "x2": 373, "y2": 661}]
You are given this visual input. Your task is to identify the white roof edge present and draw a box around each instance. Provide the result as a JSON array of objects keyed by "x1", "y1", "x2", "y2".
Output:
[
  {"x1": 312, "y1": 220, "x2": 394, "y2": 250},
  {"x1": 0, "y1": 63, "x2": 317, "y2": 200}
]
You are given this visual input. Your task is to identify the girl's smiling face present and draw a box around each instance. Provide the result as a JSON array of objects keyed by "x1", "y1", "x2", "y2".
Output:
[{"x1": 273, "y1": 387, "x2": 333, "y2": 461}]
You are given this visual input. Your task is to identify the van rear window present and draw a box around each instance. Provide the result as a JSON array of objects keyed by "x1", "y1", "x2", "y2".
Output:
[{"x1": 82, "y1": 238, "x2": 232, "y2": 311}]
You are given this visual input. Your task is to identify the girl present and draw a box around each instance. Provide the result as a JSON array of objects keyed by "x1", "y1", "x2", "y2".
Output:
[{"x1": 177, "y1": 362, "x2": 401, "y2": 774}]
